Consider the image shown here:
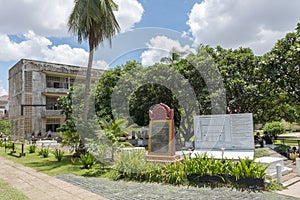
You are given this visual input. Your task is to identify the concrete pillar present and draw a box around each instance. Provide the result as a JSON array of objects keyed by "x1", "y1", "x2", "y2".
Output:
[
  {"x1": 296, "y1": 158, "x2": 300, "y2": 177},
  {"x1": 276, "y1": 163, "x2": 282, "y2": 184}
]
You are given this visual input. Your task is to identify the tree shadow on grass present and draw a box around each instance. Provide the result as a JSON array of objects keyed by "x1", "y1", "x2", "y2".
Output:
[{"x1": 24, "y1": 155, "x2": 81, "y2": 173}]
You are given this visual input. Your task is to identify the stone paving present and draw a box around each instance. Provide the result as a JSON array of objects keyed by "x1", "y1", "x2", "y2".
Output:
[
  {"x1": 0, "y1": 156, "x2": 106, "y2": 200},
  {"x1": 56, "y1": 174, "x2": 299, "y2": 200}
]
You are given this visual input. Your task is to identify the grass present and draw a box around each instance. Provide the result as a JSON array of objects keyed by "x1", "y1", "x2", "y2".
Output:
[
  {"x1": 0, "y1": 144, "x2": 108, "y2": 177},
  {"x1": 0, "y1": 179, "x2": 30, "y2": 200},
  {"x1": 254, "y1": 148, "x2": 270, "y2": 158},
  {"x1": 273, "y1": 140, "x2": 299, "y2": 147}
]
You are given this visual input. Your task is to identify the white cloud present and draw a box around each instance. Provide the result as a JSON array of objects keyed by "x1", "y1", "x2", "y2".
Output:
[
  {"x1": 187, "y1": 0, "x2": 300, "y2": 55},
  {"x1": 141, "y1": 36, "x2": 196, "y2": 66},
  {"x1": 94, "y1": 60, "x2": 109, "y2": 70},
  {"x1": 114, "y1": 0, "x2": 144, "y2": 33},
  {"x1": 0, "y1": 31, "x2": 108, "y2": 68},
  {"x1": 0, "y1": 80, "x2": 7, "y2": 96},
  {"x1": 0, "y1": 0, "x2": 73, "y2": 36},
  {"x1": 0, "y1": 0, "x2": 143, "y2": 37}
]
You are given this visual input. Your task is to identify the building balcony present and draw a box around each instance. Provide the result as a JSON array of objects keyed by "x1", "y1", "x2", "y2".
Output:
[
  {"x1": 43, "y1": 87, "x2": 69, "y2": 95},
  {"x1": 41, "y1": 109, "x2": 64, "y2": 117}
]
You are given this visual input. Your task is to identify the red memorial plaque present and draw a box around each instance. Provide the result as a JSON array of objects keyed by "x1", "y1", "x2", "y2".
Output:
[{"x1": 146, "y1": 103, "x2": 180, "y2": 162}]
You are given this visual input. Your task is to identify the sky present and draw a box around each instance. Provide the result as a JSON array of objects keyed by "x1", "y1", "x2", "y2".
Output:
[{"x1": 0, "y1": 0, "x2": 300, "y2": 96}]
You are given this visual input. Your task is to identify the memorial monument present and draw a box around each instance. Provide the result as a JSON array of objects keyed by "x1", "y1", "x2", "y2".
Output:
[
  {"x1": 146, "y1": 103, "x2": 180, "y2": 162},
  {"x1": 192, "y1": 113, "x2": 255, "y2": 160}
]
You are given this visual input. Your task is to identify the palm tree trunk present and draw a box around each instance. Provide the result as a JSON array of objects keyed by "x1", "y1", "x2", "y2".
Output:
[{"x1": 83, "y1": 47, "x2": 94, "y2": 122}]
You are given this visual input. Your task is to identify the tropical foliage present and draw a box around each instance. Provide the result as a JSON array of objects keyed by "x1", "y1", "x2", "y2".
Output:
[
  {"x1": 80, "y1": 152, "x2": 96, "y2": 169},
  {"x1": 68, "y1": 0, "x2": 120, "y2": 122},
  {"x1": 38, "y1": 148, "x2": 50, "y2": 158},
  {"x1": 0, "y1": 120, "x2": 10, "y2": 135},
  {"x1": 114, "y1": 150, "x2": 162, "y2": 182},
  {"x1": 112, "y1": 152, "x2": 268, "y2": 190},
  {"x1": 58, "y1": 21, "x2": 300, "y2": 148},
  {"x1": 87, "y1": 118, "x2": 135, "y2": 162},
  {"x1": 263, "y1": 121, "x2": 286, "y2": 139},
  {"x1": 28, "y1": 145, "x2": 36, "y2": 154},
  {"x1": 53, "y1": 149, "x2": 65, "y2": 162}
]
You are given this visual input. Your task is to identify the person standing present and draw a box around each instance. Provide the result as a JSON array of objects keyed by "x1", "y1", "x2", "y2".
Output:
[{"x1": 46, "y1": 129, "x2": 52, "y2": 138}]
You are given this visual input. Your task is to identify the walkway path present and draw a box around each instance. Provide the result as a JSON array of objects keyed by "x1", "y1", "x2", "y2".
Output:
[{"x1": 0, "y1": 156, "x2": 106, "y2": 200}]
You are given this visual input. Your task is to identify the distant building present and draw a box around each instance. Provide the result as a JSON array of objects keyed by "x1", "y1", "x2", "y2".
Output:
[
  {"x1": 9, "y1": 59, "x2": 104, "y2": 143},
  {"x1": 0, "y1": 95, "x2": 9, "y2": 120}
]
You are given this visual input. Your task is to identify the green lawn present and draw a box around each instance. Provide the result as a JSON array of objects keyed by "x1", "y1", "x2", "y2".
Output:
[
  {"x1": 0, "y1": 144, "x2": 108, "y2": 177},
  {"x1": 0, "y1": 179, "x2": 30, "y2": 200},
  {"x1": 273, "y1": 139, "x2": 299, "y2": 147},
  {"x1": 0, "y1": 143, "x2": 109, "y2": 199}
]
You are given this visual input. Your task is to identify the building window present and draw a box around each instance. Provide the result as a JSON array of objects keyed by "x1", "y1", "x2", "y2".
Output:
[
  {"x1": 46, "y1": 97, "x2": 59, "y2": 110},
  {"x1": 53, "y1": 82, "x2": 60, "y2": 88},
  {"x1": 46, "y1": 124, "x2": 60, "y2": 132}
]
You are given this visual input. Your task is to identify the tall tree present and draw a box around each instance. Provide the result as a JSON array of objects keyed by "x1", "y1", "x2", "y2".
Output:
[
  {"x1": 261, "y1": 23, "x2": 300, "y2": 106},
  {"x1": 68, "y1": 0, "x2": 120, "y2": 122}
]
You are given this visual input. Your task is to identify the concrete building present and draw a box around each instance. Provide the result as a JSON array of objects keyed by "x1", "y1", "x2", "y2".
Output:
[
  {"x1": 9, "y1": 59, "x2": 104, "y2": 143},
  {"x1": 0, "y1": 95, "x2": 9, "y2": 120}
]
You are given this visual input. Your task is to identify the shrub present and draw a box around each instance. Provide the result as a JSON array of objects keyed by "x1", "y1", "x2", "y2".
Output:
[
  {"x1": 80, "y1": 153, "x2": 96, "y2": 169},
  {"x1": 162, "y1": 161, "x2": 186, "y2": 185},
  {"x1": 38, "y1": 148, "x2": 49, "y2": 158},
  {"x1": 274, "y1": 144, "x2": 290, "y2": 156},
  {"x1": 184, "y1": 154, "x2": 267, "y2": 189},
  {"x1": 4, "y1": 142, "x2": 13, "y2": 149},
  {"x1": 114, "y1": 150, "x2": 162, "y2": 182},
  {"x1": 53, "y1": 149, "x2": 64, "y2": 161},
  {"x1": 183, "y1": 153, "x2": 229, "y2": 177},
  {"x1": 232, "y1": 157, "x2": 267, "y2": 180},
  {"x1": 70, "y1": 157, "x2": 78, "y2": 165},
  {"x1": 28, "y1": 145, "x2": 36, "y2": 153},
  {"x1": 105, "y1": 169, "x2": 122, "y2": 181},
  {"x1": 263, "y1": 121, "x2": 285, "y2": 139}
]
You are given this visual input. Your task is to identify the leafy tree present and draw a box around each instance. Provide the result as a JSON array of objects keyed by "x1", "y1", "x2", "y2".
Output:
[
  {"x1": 263, "y1": 121, "x2": 286, "y2": 139},
  {"x1": 95, "y1": 51, "x2": 214, "y2": 143},
  {"x1": 129, "y1": 83, "x2": 181, "y2": 128},
  {"x1": 262, "y1": 23, "x2": 300, "y2": 104},
  {"x1": 68, "y1": 0, "x2": 120, "y2": 122},
  {"x1": 205, "y1": 43, "x2": 298, "y2": 124},
  {"x1": 57, "y1": 84, "x2": 98, "y2": 156},
  {"x1": 93, "y1": 23, "x2": 300, "y2": 143},
  {"x1": 95, "y1": 67, "x2": 124, "y2": 121},
  {"x1": 206, "y1": 46, "x2": 260, "y2": 114},
  {"x1": 258, "y1": 23, "x2": 300, "y2": 123},
  {"x1": 0, "y1": 120, "x2": 10, "y2": 135}
]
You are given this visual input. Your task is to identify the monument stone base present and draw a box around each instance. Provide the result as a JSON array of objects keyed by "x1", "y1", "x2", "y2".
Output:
[
  {"x1": 255, "y1": 156, "x2": 292, "y2": 178},
  {"x1": 146, "y1": 154, "x2": 182, "y2": 163}
]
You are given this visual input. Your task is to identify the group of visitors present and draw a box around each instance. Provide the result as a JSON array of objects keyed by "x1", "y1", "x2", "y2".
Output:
[
  {"x1": 254, "y1": 131, "x2": 273, "y2": 148},
  {"x1": 31, "y1": 129, "x2": 52, "y2": 139}
]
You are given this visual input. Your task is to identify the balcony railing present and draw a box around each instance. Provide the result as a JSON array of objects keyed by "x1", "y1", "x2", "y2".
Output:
[
  {"x1": 44, "y1": 87, "x2": 69, "y2": 94},
  {"x1": 41, "y1": 109, "x2": 63, "y2": 117}
]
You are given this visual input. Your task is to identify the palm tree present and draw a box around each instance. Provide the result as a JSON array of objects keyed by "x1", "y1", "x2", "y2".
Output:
[
  {"x1": 68, "y1": 0, "x2": 120, "y2": 122},
  {"x1": 98, "y1": 118, "x2": 135, "y2": 160},
  {"x1": 160, "y1": 48, "x2": 186, "y2": 64}
]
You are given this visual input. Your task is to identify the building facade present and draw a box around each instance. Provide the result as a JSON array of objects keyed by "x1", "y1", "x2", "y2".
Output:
[
  {"x1": 9, "y1": 59, "x2": 104, "y2": 143},
  {"x1": 0, "y1": 95, "x2": 9, "y2": 120}
]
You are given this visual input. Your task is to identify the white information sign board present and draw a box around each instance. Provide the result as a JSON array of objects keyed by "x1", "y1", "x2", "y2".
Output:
[{"x1": 192, "y1": 113, "x2": 254, "y2": 160}]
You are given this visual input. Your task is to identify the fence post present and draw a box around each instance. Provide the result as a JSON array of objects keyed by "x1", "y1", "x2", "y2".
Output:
[
  {"x1": 296, "y1": 158, "x2": 300, "y2": 177},
  {"x1": 276, "y1": 163, "x2": 282, "y2": 184}
]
